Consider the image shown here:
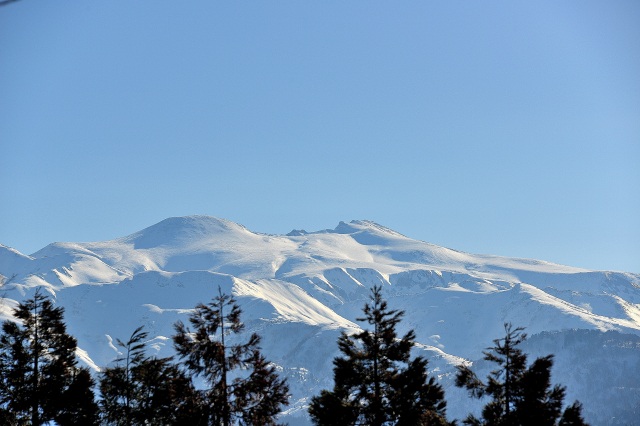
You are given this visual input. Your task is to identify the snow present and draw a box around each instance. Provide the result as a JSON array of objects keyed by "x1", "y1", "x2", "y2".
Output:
[
  {"x1": 1, "y1": 215, "x2": 639, "y2": 424},
  {"x1": 233, "y1": 278, "x2": 358, "y2": 329}
]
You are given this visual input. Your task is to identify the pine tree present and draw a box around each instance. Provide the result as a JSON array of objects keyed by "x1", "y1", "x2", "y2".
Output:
[
  {"x1": 0, "y1": 287, "x2": 99, "y2": 425},
  {"x1": 0, "y1": 320, "x2": 28, "y2": 425},
  {"x1": 132, "y1": 357, "x2": 207, "y2": 425},
  {"x1": 308, "y1": 285, "x2": 450, "y2": 426},
  {"x1": 236, "y1": 349, "x2": 290, "y2": 426},
  {"x1": 455, "y1": 323, "x2": 589, "y2": 426},
  {"x1": 173, "y1": 287, "x2": 289, "y2": 426},
  {"x1": 100, "y1": 325, "x2": 148, "y2": 426},
  {"x1": 558, "y1": 402, "x2": 588, "y2": 426},
  {"x1": 56, "y1": 367, "x2": 100, "y2": 425},
  {"x1": 100, "y1": 325, "x2": 204, "y2": 425}
]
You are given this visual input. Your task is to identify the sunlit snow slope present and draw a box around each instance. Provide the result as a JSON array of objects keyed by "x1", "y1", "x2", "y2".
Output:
[{"x1": 1, "y1": 216, "x2": 639, "y2": 424}]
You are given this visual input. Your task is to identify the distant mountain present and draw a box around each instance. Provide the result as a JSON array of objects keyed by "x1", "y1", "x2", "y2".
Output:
[{"x1": 1, "y1": 216, "x2": 639, "y2": 424}]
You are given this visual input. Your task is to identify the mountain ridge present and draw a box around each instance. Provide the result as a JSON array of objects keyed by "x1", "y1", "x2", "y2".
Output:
[
  {"x1": 1, "y1": 215, "x2": 639, "y2": 424},
  {"x1": 0, "y1": 216, "x2": 599, "y2": 272}
]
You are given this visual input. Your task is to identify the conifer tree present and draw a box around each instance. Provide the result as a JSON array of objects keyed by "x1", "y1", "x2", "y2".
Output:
[
  {"x1": 559, "y1": 402, "x2": 588, "y2": 426},
  {"x1": 308, "y1": 285, "x2": 450, "y2": 426},
  {"x1": 134, "y1": 356, "x2": 208, "y2": 425},
  {"x1": 100, "y1": 325, "x2": 148, "y2": 425},
  {"x1": 100, "y1": 325, "x2": 204, "y2": 425},
  {"x1": 238, "y1": 349, "x2": 291, "y2": 425},
  {"x1": 455, "y1": 323, "x2": 589, "y2": 426},
  {"x1": 173, "y1": 287, "x2": 289, "y2": 426},
  {"x1": 56, "y1": 367, "x2": 100, "y2": 425},
  {"x1": 0, "y1": 288, "x2": 99, "y2": 425}
]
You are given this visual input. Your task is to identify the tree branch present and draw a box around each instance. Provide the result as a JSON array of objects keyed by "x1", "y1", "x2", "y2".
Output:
[{"x1": 0, "y1": 0, "x2": 22, "y2": 7}]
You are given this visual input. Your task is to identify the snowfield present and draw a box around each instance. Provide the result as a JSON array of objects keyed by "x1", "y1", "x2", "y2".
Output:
[{"x1": 1, "y1": 216, "x2": 639, "y2": 424}]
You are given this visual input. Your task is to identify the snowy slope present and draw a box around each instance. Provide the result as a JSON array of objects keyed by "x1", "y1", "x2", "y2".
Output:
[{"x1": 1, "y1": 216, "x2": 639, "y2": 424}]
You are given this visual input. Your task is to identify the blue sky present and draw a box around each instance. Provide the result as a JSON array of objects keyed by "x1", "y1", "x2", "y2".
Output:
[{"x1": 1, "y1": 1, "x2": 638, "y2": 272}]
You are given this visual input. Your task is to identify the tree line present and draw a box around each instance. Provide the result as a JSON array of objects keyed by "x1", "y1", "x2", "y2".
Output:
[
  {"x1": 0, "y1": 287, "x2": 287, "y2": 425},
  {"x1": 0, "y1": 285, "x2": 589, "y2": 425}
]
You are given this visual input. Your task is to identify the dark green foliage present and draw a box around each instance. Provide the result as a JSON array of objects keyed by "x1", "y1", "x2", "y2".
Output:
[
  {"x1": 100, "y1": 325, "x2": 148, "y2": 425},
  {"x1": 308, "y1": 285, "x2": 450, "y2": 426},
  {"x1": 56, "y1": 368, "x2": 100, "y2": 425},
  {"x1": 99, "y1": 364, "x2": 129, "y2": 424},
  {"x1": 516, "y1": 355, "x2": 565, "y2": 425},
  {"x1": 391, "y1": 356, "x2": 450, "y2": 426},
  {"x1": 0, "y1": 288, "x2": 99, "y2": 425},
  {"x1": 173, "y1": 287, "x2": 289, "y2": 426},
  {"x1": 100, "y1": 326, "x2": 204, "y2": 425},
  {"x1": 308, "y1": 389, "x2": 358, "y2": 426},
  {"x1": 0, "y1": 320, "x2": 31, "y2": 424},
  {"x1": 455, "y1": 323, "x2": 589, "y2": 426},
  {"x1": 559, "y1": 402, "x2": 588, "y2": 426},
  {"x1": 521, "y1": 329, "x2": 640, "y2": 424},
  {"x1": 236, "y1": 349, "x2": 290, "y2": 426},
  {"x1": 133, "y1": 357, "x2": 207, "y2": 425}
]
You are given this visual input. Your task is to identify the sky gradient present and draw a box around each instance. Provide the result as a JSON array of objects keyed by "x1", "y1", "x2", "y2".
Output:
[{"x1": 1, "y1": 1, "x2": 639, "y2": 272}]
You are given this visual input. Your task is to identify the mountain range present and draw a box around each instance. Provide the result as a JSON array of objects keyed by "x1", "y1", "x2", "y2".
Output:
[{"x1": 1, "y1": 216, "x2": 639, "y2": 424}]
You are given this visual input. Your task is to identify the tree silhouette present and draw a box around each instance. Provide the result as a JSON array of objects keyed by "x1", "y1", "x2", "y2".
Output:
[
  {"x1": 100, "y1": 325, "x2": 204, "y2": 425},
  {"x1": 173, "y1": 287, "x2": 289, "y2": 426},
  {"x1": 456, "y1": 323, "x2": 589, "y2": 426},
  {"x1": 0, "y1": 288, "x2": 98, "y2": 425},
  {"x1": 309, "y1": 285, "x2": 450, "y2": 426}
]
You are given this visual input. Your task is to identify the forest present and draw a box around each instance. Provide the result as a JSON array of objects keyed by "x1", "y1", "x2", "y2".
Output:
[{"x1": 0, "y1": 286, "x2": 589, "y2": 426}]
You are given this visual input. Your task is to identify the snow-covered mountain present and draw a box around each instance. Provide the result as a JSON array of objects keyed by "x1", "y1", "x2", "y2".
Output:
[{"x1": 1, "y1": 216, "x2": 639, "y2": 424}]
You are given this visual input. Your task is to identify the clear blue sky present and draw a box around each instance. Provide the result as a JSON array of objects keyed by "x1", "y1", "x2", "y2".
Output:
[{"x1": 1, "y1": 1, "x2": 638, "y2": 272}]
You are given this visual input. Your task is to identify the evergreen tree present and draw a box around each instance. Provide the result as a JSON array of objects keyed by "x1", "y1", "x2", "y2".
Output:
[
  {"x1": 308, "y1": 285, "x2": 450, "y2": 426},
  {"x1": 173, "y1": 287, "x2": 289, "y2": 426},
  {"x1": 100, "y1": 325, "x2": 204, "y2": 425},
  {"x1": 455, "y1": 323, "x2": 589, "y2": 426},
  {"x1": 0, "y1": 320, "x2": 30, "y2": 425},
  {"x1": 100, "y1": 325, "x2": 148, "y2": 425},
  {"x1": 558, "y1": 402, "x2": 588, "y2": 426},
  {"x1": 237, "y1": 349, "x2": 291, "y2": 426},
  {"x1": 56, "y1": 367, "x2": 100, "y2": 425},
  {"x1": 133, "y1": 356, "x2": 207, "y2": 425},
  {"x1": 0, "y1": 288, "x2": 99, "y2": 425}
]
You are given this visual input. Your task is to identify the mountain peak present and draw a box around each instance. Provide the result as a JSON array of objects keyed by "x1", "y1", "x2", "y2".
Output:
[
  {"x1": 332, "y1": 220, "x2": 405, "y2": 237},
  {"x1": 1, "y1": 216, "x2": 638, "y2": 425},
  {"x1": 287, "y1": 220, "x2": 404, "y2": 239},
  {"x1": 123, "y1": 216, "x2": 250, "y2": 249}
]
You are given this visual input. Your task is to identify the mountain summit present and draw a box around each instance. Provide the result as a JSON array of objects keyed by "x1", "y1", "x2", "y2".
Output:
[{"x1": 1, "y1": 216, "x2": 639, "y2": 424}]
